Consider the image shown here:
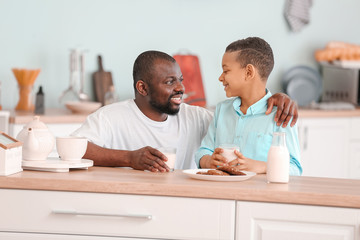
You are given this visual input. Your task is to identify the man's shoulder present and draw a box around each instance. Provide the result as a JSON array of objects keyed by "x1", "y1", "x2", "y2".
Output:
[{"x1": 92, "y1": 99, "x2": 134, "y2": 116}]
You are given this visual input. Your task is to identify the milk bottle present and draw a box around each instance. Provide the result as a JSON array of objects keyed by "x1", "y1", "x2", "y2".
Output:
[{"x1": 267, "y1": 132, "x2": 289, "y2": 183}]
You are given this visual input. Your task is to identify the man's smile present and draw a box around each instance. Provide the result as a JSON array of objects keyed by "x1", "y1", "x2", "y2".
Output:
[{"x1": 170, "y1": 94, "x2": 183, "y2": 105}]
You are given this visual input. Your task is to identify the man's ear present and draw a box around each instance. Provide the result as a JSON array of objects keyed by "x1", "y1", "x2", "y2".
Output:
[
  {"x1": 245, "y1": 64, "x2": 256, "y2": 80},
  {"x1": 136, "y1": 80, "x2": 148, "y2": 96}
]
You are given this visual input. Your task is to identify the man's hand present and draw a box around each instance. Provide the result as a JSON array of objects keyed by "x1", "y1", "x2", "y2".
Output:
[
  {"x1": 129, "y1": 146, "x2": 170, "y2": 172},
  {"x1": 266, "y1": 93, "x2": 298, "y2": 127}
]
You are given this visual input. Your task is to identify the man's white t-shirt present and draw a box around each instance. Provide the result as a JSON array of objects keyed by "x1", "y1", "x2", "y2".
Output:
[{"x1": 72, "y1": 99, "x2": 213, "y2": 169}]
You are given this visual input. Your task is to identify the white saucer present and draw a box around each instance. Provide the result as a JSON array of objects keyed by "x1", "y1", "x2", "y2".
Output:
[{"x1": 22, "y1": 157, "x2": 93, "y2": 173}]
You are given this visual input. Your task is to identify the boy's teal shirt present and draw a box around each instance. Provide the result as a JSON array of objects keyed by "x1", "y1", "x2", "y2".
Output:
[{"x1": 195, "y1": 90, "x2": 302, "y2": 176}]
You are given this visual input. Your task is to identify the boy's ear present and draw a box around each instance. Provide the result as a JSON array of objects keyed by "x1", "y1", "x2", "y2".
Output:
[
  {"x1": 136, "y1": 80, "x2": 148, "y2": 96},
  {"x1": 245, "y1": 64, "x2": 256, "y2": 80}
]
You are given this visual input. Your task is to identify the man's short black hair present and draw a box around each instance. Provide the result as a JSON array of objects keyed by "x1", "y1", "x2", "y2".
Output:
[
  {"x1": 226, "y1": 37, "x2": 274, "y2": 80},
  {"x1": 133, "y1": 50, "x2": 176, "y2": 91}
]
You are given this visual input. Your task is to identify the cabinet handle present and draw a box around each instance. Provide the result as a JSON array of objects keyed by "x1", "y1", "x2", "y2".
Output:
[
  {"x1": 52, "y1": 209, "x2": 153, "y2": 220},
  {"x1": 303, "y1": 126, "x2": 308, "y2": 151}
]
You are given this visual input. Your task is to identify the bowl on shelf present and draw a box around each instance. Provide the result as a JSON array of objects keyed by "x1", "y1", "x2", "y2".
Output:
[{"x1": 65, "y1": 101, "x2": 101, "y2": 114}]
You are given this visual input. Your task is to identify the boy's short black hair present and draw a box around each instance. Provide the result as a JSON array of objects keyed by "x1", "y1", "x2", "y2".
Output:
[
  {"x1": 226, "y1": 37, "x2": 274, "y2": 80},
  {"x1": 133, "y1": 50, "x2": 176, "y2": 91}
]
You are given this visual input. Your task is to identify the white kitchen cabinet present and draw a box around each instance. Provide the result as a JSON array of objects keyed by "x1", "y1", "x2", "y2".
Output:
[
  {"x1": 236, "y1": 201, "x2": 360, "y2": 240},
  {"x1": 298, "y1": 117, "x2": 350, "y2": 178},
  {"x1": 0, "y1": 189, "x2": 235, "y2": 240},
  {"x1": 349, "y1": 118, "x2": 360, "y2": 179}
]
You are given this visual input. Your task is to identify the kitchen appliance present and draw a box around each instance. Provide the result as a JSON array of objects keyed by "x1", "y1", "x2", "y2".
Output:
[{"x1": 321, "y1": 63, "x2": 360, "y2": 105}]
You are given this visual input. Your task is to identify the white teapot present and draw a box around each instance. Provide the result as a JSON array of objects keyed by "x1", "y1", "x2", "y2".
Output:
[{"x1": 16, "y1": 116, "x2": 55, "y2": 161}]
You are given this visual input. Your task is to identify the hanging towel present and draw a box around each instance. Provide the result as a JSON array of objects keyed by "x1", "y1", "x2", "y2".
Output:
[{"x1": 284, "y1": 0, "x2": 313, "y2": 32}]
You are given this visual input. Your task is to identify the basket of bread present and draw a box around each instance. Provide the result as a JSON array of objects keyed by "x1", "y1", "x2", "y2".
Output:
[{"x1": 315, "y1": 41, "x2": 360, "y2": 68}]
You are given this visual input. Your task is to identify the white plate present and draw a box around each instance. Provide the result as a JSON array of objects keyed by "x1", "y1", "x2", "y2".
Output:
[
  {"x1": 183, "y1": 169, "x2": 256, "y2": 182},
  {"x1": 282, "y1": 66, "x2": 322, "y2": 107},
  {"x1": 22, "y1": 157, "x2": 93, "y2": 173}
]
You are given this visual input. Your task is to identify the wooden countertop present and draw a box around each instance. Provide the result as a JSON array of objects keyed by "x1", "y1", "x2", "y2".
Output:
[
  {"x1": 9, "y1": 108, "x2": 88, "y2": 124},
  {"x1": 299, "y1": 108, "x2": 360, "y2": 118},
  {"x1": 1, "y1": 167, "x2": 359, "y2": 209}
]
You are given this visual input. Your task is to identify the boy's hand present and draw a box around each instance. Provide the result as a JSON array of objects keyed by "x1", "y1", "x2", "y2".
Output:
[
  {"x1": 266, "y1": 93, "x2": 298, "y2": 128},
  {"x1": 229, "y1": 151, "x2": 266, "y2": 174},
  {"x1": 200, "y1": 148, "x2": 229, "y2": 169}
]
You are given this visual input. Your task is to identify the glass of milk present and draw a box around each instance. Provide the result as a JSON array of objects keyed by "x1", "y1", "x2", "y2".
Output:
[
  {"x1": 219, "y1": 144, "x2": 240, "y2": 163},
  {"x1": 267, "y1": 132, "x2": 290, "y2": 183},
  {"x1": 158, "y1": 147, "x2": 176, "y2": 172}
]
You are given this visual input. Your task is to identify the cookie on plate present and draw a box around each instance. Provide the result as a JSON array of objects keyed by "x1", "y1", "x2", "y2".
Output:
[{"x1": 217, "y1": 166, "x2": 246, "y2": 175}]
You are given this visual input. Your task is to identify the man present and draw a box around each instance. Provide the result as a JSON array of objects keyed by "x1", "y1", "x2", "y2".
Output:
[{"x1": 72, "y1": 50, "x2": 298, "y2": 172}]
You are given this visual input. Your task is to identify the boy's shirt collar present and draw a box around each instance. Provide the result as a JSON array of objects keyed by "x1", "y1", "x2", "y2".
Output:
[{"x1": 233, "y1": 89, "x2": 272, "y2": 116}]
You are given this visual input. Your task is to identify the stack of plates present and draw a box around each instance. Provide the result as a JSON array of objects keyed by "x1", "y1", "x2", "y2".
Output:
[{"x1": 282, "y1": 66, "x2": 322, "y2": 107}]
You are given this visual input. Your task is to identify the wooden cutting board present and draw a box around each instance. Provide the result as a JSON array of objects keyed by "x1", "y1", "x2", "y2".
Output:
[{"x1": 93, "y1": 55, "x2": 113, "y2": 105}]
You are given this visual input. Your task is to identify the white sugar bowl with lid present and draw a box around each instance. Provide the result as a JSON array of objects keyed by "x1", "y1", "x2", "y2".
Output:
[{"x1": 16, "y1": 116, "x2": 55, "y2": 161}]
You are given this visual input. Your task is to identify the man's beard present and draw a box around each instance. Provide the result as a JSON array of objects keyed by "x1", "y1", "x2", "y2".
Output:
[{"x1": 149, "y1": 96, "x2": 180, "y2": 115}]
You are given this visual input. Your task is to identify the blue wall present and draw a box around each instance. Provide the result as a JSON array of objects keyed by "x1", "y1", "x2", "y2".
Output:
[{"x1": 1, "y1": 0, "x2": 360, "y2": 109}]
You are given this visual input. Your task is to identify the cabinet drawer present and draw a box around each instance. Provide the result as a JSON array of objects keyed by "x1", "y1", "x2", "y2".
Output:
[
  {"x1": 0, "y1": 189, "x2": 235, "y2": 240},
  {"x1": 236, "y1": 201, "x2": 360, "y2": 240}
]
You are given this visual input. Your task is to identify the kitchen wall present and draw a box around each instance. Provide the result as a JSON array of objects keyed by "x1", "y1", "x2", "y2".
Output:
[{"x1": 1, "y1": 0, "x2": 360, "y2": 109}]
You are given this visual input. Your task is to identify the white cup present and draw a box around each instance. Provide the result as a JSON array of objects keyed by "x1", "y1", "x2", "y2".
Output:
[
  {"x1": 158, "y1": 147, "x2": 177, "y2": 171},
  {"x1": 219, "y1": 144, "x2": 240, "y2": 163},
  {"x1": 56, "y1": 136, "x2": 87, "y2": 161}
]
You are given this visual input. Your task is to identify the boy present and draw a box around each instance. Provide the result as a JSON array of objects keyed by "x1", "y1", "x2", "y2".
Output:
[{"x1": 195, "y1": 37, "x2": 302, "y2": 175}]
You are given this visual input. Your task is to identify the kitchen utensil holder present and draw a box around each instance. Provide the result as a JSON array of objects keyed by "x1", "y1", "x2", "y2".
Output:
[{"x1": 16, "y1": 84, "x2": 34, "y2": 111}]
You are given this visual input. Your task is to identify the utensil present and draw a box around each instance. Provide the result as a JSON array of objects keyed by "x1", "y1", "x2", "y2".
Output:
[
  {"x1": 93, "y1": 55, "x2": 113, "y2": 105},
  {"x1": 59, "y1": 50, "x2": 79, "y2": 103},
  {"x1": 79, "y1": 52, "x2": 90, "y2": 101}
]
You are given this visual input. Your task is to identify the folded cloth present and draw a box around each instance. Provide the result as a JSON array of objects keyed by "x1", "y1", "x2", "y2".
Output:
[{"x1": 284, "y1": 0, "x2": 313, "y2": 32}]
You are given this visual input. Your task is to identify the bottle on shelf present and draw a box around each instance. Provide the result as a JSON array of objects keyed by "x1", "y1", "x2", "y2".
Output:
[
  {"x1": 34, "y1": 86, "x2": 45, "y2": 114},
  {"x1": 104, "y1": 85, "x2": 119, "y2": 105}
]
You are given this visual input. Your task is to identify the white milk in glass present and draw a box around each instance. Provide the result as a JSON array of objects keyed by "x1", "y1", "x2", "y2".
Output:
[
  {"x1": 267, "y1": 132, "x2": 289, "y2": 183},
  {"x1": 219, "y1": 144, "x2": 239, "y2": 163},
  {"x1": 166, "y1": 152, "x2": 176, "y2": 171},
  {"x1": 158, "y1": 147, "x2": 177, "y2": 172}
]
